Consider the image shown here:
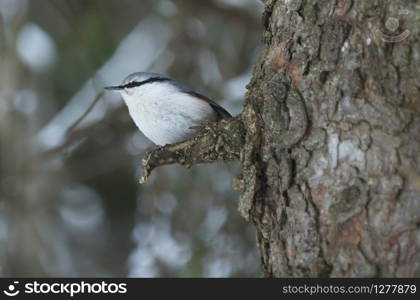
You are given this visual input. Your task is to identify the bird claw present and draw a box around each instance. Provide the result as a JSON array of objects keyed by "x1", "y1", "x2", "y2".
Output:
[{"x1": 189, "y1": 120, "x2": 211, "y2": 132}]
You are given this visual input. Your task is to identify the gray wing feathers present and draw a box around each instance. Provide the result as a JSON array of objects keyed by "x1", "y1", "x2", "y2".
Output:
[{"x1": 183, "y1": 91, "x2": 232, "y2": 120}]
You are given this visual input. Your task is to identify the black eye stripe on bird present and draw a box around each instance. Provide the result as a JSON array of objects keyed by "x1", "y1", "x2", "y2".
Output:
[
  {"x1": 123, "y1": 77, "x2": 171, "y2": 89},
  {"x1": 104, "y1": 77, "x2": 171, "y2": 90},
  {"x1": 104, "y1": 72, "x2": 231, "y2": 146}
]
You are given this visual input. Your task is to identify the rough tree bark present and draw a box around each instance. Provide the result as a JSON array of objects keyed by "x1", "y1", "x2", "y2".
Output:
[{"x1": 143, "y1": 0, "x2": 420, "y2": 277}]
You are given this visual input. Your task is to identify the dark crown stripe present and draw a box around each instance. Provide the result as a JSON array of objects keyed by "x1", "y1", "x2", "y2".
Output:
[{"x1": 123, "y1": 77, "x2": 170, "y2": 89}]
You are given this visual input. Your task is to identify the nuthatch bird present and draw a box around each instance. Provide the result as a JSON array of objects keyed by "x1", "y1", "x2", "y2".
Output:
[{"x1": 105, "y1": 72, "x2": 231, "y2": 146}]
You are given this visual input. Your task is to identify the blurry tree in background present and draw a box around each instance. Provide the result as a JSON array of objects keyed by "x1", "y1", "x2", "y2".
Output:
[{"x1": 0, "y1": 0, "x2": 263, "y2": 277}]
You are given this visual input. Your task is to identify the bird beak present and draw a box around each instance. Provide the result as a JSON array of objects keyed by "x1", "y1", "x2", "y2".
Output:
[{"x1": 104, "y1": 85, "x2": 124, "y2": 91}]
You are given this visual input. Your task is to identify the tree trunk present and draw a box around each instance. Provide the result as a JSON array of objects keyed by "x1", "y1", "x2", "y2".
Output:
[{"x1": 238, "y1": 0, "x2": 420, "y2": 277}]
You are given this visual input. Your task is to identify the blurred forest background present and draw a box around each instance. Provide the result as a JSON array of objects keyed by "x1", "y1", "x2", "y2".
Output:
[{"x1": 0, "y1": 0, "x2": 264, "y2": 277}]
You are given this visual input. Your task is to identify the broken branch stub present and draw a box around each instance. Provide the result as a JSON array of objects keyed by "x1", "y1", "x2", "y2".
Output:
[{"x1": 139, "y1": 117, "x2": 245, "y2": 183}]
